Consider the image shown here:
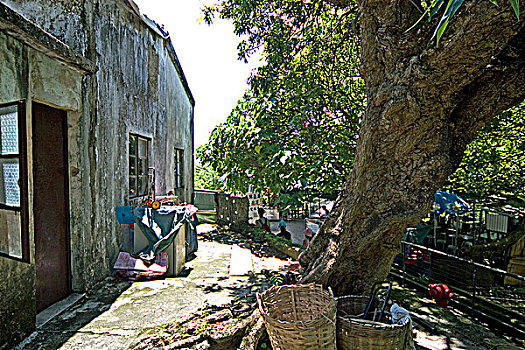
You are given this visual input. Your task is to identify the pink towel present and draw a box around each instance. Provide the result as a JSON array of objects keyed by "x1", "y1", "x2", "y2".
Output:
[{"x1": 113, "y1": 252, "x2": 168, "y2": 276}]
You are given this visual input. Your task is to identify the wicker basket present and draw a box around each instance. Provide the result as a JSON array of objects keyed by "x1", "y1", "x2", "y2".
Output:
[
  {"x1": 336, "y1": 295, "x2": 412, "y2": 350},
  {"x1": 257, "y1": 284, "x2": 337, "y2": 350}
]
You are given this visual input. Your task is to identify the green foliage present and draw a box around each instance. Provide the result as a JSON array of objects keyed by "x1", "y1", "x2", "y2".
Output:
[
  {"x1": 445, "y1": 101, "x2": 525, "y2": 197},
  {"x1": 411, "y1": 0, "x2": 520, "y2": 44},
  {"x1": 198, "y1": 0, "x2": 364, "y2": 204},
  {"x1": 194, "y1": 163, "x2": 223, "y2": 191},
  {"x1": 199, "y1": 0, "x2": 523, "y2": 206}
]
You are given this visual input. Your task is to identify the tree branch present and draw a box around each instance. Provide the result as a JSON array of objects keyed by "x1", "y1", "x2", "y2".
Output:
[
  {"x1": 448, "y1": 26, "x2": 525, "y2": 165},
  {"x1": 323, "y1": 0, "x2": 352, "y2": 7},
  {"x1": 415, "y1": 1, "x2": 525, "y2": 99}
]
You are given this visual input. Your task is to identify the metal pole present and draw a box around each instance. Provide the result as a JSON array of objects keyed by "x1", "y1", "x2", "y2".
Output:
[
  {"x1": 402, "y1": 241, "x2": 406, "y2": 287},
  {"x1": 472, "y1": 265, "x2": 477, "y2": 318},
  {"x1": 454, "y1": 214, "x2": 460, "y2": 250},
  {"x1": 429, "y1": 249, "x2": 433, "y2": 278},
  {"x1": 433, "y1": 214, "x2": 438, "y2": 248}
]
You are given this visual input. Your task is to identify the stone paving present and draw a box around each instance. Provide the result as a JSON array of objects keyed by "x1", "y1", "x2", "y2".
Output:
[
  {"x1": 15, "y1": 224, "x2": 523, "y2": 350},
  {"x1": 15, "y1": 225, "x2": 292, "y2": 350}
]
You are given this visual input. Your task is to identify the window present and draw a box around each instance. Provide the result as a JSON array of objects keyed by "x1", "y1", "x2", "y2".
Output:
[
  {"x1": 129, "y1": 134, "x2": 149, "y2": 197},
  {"x1": 0, "y1": 101, "x2": 28, "y2": 262},
  {"x1": 174, "y1": 148, "x2": 184, "y2": 189}
]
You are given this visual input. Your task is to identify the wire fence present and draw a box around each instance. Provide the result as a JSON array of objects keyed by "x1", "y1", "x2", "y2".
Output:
[{"x1": 392, "y1": 241, "x2": 525, "y2": 336}]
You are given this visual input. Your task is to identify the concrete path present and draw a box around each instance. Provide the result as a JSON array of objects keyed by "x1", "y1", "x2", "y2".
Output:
[
  {"x1": 269, "y1": 219, "x2": 307, "y2": 245},
  {"x1": 229, "y1": 245, "x2": 254, "y2": 276},
  {"x1": 16, "y1": 226, "x2": 292, "y2": 350}
]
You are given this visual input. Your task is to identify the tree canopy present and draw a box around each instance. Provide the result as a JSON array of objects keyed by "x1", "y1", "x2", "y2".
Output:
[
  {"x1": 197, "y1": 0, "x2": 363, "y2": 206},
  {"x1": 445, "y1": 101, "x2": 525, "y2": 198},
  {"x1": 197, "y1": 0, "x2": 523, "y2": 207},
  {"x1": 194, "y1": 163, "x2": 223, "y2": 191},
  {"x1": 199, "y1": 0, "x2": 525, "y2": 294}
]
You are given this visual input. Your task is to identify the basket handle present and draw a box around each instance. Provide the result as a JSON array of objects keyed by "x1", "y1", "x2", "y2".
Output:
[
  {"x1": 363, "y1": 280, "x2": 392, "y2": 322},
  {"x1": 291, "y1": 289, "x2": 298, "y2": 322}
]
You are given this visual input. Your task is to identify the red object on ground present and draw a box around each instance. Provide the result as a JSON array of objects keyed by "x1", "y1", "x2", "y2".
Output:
[
  {"x1": 405, "y1": 253, "x2": 418, "y2": 265},
  {"x1": 288, "y1": 263, "x2": 301, "y2": 272},
  {"x1": 428, "y1": 283, "x2": 456, "y2": 309}
]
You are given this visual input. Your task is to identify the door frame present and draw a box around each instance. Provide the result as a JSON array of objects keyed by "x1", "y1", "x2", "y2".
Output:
[{"x1": 32, "y1": 101, "x2": 72, "y2": 311}]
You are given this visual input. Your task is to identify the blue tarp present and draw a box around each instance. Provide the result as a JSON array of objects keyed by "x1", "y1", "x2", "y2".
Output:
[
  {"x1": 115, "y1": 206, "x2": 134, "y2": 224},
  {"x1": 434, "y1": 191, "x2": 470, "y2": 215},
  {"x1": 403, "y1": 223, "x2": 433, "y2": 243},
  {"x1": 134, "y1": 206, "x2": 191, "y2": 261}
]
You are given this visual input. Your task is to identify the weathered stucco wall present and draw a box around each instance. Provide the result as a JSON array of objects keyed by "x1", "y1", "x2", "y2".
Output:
[
  {"x1": 2, "y1": 0, "x2": 88, "y2": 54},
  {"x1": 0, "y1": 0, "x2": 194, "y2": 347},
  {"x1": 165, "y1": 48, "x2": 194, "y2": 202},
  {"x1": 0, "y1": 257, "x2": 35, "y2": 347},
  {"x1": 0, "y1": 28, "x2": 86, "y2": 348},
  {"x1": 0, "y1": 31, "x2": 33, "y2": 348},
  {"x1": 30, "y1": 50, "x2": 83, "y2": 110},
  {"x1": 2, "y1": 0, "x2": 194, "y2": 290},
  {"x1": 0, "y1": 31, "x2": 27, "y2": 103},
  {"x1": 70, "y1": 0, "x2": 194, "y2": 288},
  {"x1": 216, "y1": 193, "x2": 250, "y2": 226}
]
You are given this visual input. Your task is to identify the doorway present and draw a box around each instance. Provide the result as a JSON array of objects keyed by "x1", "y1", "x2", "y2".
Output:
[{"x1": 32, "y1": 102, "x2": 70, "y2": 313}]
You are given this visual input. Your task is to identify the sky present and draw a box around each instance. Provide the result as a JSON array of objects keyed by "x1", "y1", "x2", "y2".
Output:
[{"x1": 132, "y1": 0, "x2": 261, "y2": 149}]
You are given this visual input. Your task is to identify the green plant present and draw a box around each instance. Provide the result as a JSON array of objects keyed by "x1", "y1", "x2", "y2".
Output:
[{"x1": 408, "y1": 0, "x2": 520, "y2": 45}]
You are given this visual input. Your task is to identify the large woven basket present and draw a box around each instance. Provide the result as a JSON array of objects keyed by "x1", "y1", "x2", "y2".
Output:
[
  {"x1": 257, "y1": 284, "x2": 337, "y2": 350},
  {"x1": 336, "y1": 295, "x2": 411, "y2": 350}
]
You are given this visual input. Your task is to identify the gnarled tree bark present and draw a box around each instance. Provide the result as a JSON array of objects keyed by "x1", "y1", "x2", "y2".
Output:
[{"x1": 300, "y1": 0, "x2": 525, "y2": 295}]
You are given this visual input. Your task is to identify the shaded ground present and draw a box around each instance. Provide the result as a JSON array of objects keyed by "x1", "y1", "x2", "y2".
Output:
[
  {"x1": 16, "y1": 223, "x2": 523, "y2": 349},
  {"x1": 199, "y1": 224, "x2": 292, "y2": 261},
  {"x1": 390, "y1": 285, "x2": 523, "y2": 350}
]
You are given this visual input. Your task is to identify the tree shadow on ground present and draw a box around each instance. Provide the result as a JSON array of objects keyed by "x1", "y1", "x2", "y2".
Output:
[
  {"x1": 17, "y1": 279, "x2": 133, "y2": 350},
  {"x1": 198, "y1": 224, "x2": 294, "y2": 261},
  {"x1": 391, "y1": 282, "x2": 522, "y2": 349}
]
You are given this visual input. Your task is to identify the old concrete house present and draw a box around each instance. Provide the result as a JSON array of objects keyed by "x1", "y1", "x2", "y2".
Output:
[{"x1": 0, "y1": 0, "x2": 194, "y2": 347}]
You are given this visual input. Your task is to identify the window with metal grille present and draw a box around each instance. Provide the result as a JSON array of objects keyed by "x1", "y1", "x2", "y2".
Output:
[
  {"x1": 174, "y1": 148, "x2": 184, "y2": 189},
  {"x1": 129, "y1": 134, "x2": 149, "y2": 197},
  {"x1": 0, "y1": 101, "x2": 28, "y2": 262}
]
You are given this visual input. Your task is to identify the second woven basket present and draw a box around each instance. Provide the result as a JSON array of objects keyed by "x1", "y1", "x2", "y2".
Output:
[
  {"x1": 257, "y1": 283, "x2": 337, "y2": 350},
  {"x1": 336, "y1": 295, "x2": 412, "y2": 350}
]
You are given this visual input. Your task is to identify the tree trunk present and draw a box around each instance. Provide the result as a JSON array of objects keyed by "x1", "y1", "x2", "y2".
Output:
[{"x1": 300, "y1": 0, "x2": 525, "y2": 296}]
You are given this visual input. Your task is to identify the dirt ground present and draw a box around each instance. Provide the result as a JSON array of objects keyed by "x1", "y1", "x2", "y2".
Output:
[{"x1": 133, "y1": 224, "x2": 524, "y2": 350}]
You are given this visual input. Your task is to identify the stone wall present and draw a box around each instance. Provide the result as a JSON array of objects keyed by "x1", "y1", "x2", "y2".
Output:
[
  {"x1": 195, "y1": 189, "x2": 219, "y2": 212},
  {"x1": 0, "y1": 0, "x2": 194, "y2": 347},
  {"x1": 216, "y1": 193, "x2": 249, "y2": 226}
]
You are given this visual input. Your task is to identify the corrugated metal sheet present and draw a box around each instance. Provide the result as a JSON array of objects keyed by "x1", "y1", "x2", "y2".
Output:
[{"x1": 486, "y1": 213, "x2": 509, "y2": 233}]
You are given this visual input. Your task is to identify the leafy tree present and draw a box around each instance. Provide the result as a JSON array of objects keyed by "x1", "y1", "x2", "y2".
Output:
[
  {"x1": 299, "y1": 0, "x2": 524, "y2": 295},
  {"x1": 197, "y1": 0, "x2": 364, "y2": 206},
  {"x1": 446, "y1": 102, "x2": 525, "y2": 198},
  {"x1": 410, "y1": 0, "x2": 521, "y2": 44},
  {"x1": 194, "y1": 163, "x2": 224, "y2": 191},
  {"x1": 203, "y1": 0, "x2": 525, "y2": 295}
]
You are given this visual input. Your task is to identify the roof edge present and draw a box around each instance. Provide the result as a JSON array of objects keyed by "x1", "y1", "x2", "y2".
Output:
[
  {"x1": 125, "y1": 0, "x2": 195, "y2": 107},
  {"x1": 0, "y1": 2, "x2": 97, "y2": 74}
]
